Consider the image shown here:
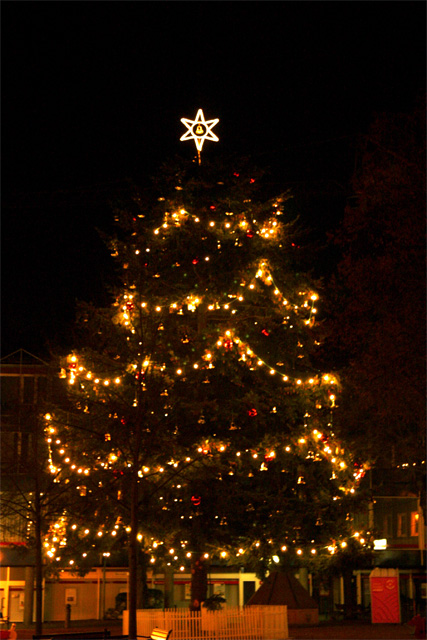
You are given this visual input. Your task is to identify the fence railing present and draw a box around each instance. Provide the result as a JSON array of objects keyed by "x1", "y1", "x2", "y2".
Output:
[{"x1": 123, "y1": 605, "x2": 288, "y2": 640}]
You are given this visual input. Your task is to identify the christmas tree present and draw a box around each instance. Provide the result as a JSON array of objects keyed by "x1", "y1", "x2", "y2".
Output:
[{"x1": 44, "y1": 155, "x2": 368, "y2": 636}]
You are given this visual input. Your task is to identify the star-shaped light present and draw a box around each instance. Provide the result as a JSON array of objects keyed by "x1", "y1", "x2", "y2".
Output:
[{"x1": 180, "y1": 109, "x2": 219, "y2": 152}]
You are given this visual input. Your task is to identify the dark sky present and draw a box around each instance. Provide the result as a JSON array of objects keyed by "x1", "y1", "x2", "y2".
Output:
[{"x1": 2, "y1": 2, "x2": 425, "y2": 357}]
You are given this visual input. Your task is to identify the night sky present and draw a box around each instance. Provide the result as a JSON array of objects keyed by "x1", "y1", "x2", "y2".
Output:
[{"x1": 2, "y1": 2, "x2": 425, "y2": 357}]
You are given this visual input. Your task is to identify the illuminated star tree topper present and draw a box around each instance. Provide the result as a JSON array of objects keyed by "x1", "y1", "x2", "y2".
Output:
[{"x1": 180, "y1": 108, "x2": 219, "y2": 164}]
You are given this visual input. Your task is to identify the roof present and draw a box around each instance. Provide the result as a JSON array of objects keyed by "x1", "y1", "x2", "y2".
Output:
[
  {"x1": 0, "y1": 349, "x2": 49, "y2": 366},
  {"x1": 246, "y1": 571, "x2": 318, "y2": 610}
]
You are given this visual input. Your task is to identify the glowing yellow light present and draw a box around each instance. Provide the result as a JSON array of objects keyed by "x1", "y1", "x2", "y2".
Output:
[
  {"x1": 297, "y1": 549, "x2": 303, "y2": 555},
  {"x1": 180, "y1": 109, "x2": 219, "y2": 152}
]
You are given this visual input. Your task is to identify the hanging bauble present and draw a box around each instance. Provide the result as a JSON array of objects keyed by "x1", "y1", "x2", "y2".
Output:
[
  {"x1": 191, "y1": 496, "x2": 201, "y2": 506},
  {"x1": 248, "y1": 408, "x2": 257, "y2": 417}
]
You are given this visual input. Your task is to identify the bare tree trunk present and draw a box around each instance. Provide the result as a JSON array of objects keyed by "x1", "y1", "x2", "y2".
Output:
[
  {"x1": 34, "y1": 485, "x2": 43, "y2": 635},
  {"x1": 23, "y1": 566, "x2": 34, "y2": 627},
  {"x1": 128, "y1": 469, "x2": 138, "y2": 639},
  {"x1": 137, "y1": 552, "x2": 150, "y2": 609},
  {"x1": 163, "y1": 565, "x2": 175, "y2": 609},
  {"x1": 190, "y1": 555, "x2": 207, "y2": 611}
]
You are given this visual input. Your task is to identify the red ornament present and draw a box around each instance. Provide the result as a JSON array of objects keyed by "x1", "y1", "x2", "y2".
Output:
[
  {"x1": 224, "y1": 339, "x2": 233, "y2": 350},
  {"x1": 192, "y1": 258, "x2": 199, "y2": 265},
  {"x1": 233, "y1": 172, "x2": 240, "y2": 177},
  {"x1": 250, "y1": 178, "x2": 255, "y2": 184},
  {"x1": 262, "y1": 329, "x2": 270, "y2": 336},
  {"x1": 191, "y1": 496, "x2": 201, "y2": 506},
  {"x1": 246, "y1": 231, "x2": 254, "y2": 238},
  {"x1": 248, "y1": 408, "x2": 257, "y2": 417}
]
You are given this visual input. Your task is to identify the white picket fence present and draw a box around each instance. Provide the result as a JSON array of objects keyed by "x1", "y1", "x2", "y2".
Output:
[{"x1": 123, "y1": 605, "x2": 288, "y2": 640}]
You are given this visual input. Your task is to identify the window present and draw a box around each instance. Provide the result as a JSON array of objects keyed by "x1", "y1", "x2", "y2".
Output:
[
  {"x1": 410, "y1": 511, "x2": 420, "y2": 537},
  {"x1": 23, "y1": 377, "x2": 35, "y2": 404},
  {"x1": 0, "y1": 377, "x2": 19, "y2": 410},
  {"x1": 383, "y1": 514, "x2": 392, "y2": 537},
  {"x1": 1, "y1": 432, "x2": 31, "y2": 472},
  {"x1": 397, "y1": 513, "x2": 409, "y2": 537}
]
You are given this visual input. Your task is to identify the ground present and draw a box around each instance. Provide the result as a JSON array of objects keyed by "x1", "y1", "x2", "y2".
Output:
[{"x1": 5, "y1": 617, "x2": 420, "y2": 640}]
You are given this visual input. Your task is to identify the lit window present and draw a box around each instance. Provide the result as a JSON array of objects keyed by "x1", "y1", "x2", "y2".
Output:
[{"x1": 410, "y1": 511, "x2": 420, "y2": 537}]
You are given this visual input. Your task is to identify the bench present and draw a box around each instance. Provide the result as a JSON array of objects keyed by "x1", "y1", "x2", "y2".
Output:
[{"x1": 141, "y1": 631, "x2": 171, "y2": 640}]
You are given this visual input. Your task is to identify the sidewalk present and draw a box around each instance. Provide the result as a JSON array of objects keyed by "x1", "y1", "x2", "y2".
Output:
[
  {"x1": 288, "y1": 620, "x2": 415, "y2": 639},
  {"x1": 6, "y1": 619, "x2": 417, "y2": 640},
  {"x1": 2, "y1": 621, "x2": 122, "y2": 640}
]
